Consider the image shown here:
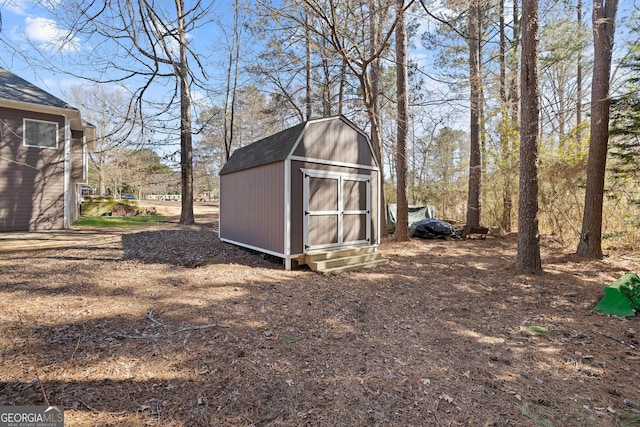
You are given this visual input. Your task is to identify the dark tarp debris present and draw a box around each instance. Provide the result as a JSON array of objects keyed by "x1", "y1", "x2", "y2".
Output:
[
  {"x1": 409, "y1": 218, "x2": 459, "y2": 240},
  {"x1": 387, "y1": 204, "x2": 436, "y2": 233}
]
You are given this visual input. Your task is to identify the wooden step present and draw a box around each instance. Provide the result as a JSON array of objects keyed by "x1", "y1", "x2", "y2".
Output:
[
  {"x1": 303, "y1": 246, "x2": 388, "y2": 273},
  {"x1": 305, "y1": 245, "x2": 377, "y2": 261},
  {"x1": 308, "y1": 252, "x2": 383, "y2": 271},
  {"x1": 316, "y1": 258, "x2": 388, "y2": 274}
]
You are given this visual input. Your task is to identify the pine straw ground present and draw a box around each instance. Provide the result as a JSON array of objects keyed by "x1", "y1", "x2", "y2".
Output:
[{"x1": 1, "y1": 203, "x2": 640, "y2": 426}]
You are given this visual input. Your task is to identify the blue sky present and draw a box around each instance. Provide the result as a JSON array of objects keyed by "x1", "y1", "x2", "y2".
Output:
[
  {"x1": 1, "y1": 0, "x2": 80, "y2": 94},
  {"x1": 1, "y1": 0, "x2": 639, "y2": 120},
  {"x1": 0, "y1": 0, "x2": 235, "y2": 109}
]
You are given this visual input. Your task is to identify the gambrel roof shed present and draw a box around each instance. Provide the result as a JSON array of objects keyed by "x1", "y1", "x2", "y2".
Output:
[{"x1": 219, "y1": 116, "x2": 382, "y2": 269}]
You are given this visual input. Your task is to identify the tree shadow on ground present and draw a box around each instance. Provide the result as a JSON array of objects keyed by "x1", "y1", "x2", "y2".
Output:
[{"x1": 121, "y1": 228, "x2": 280, "y2": 268}]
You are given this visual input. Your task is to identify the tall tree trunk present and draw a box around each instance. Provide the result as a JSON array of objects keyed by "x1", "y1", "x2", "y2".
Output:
[
  {"x1": 322, "y1": 57, "x2": 332, "y2": 116},
  {"x1": 499, "y1": 0, "x2": 520, "y2": 233},
  {"x1": 223, "y1": 23, "x2": 234, "y2": 160},
  {"x1": 498, "y1": 0, "x2": 512, "y2": 232},
  {"x1": 177, "y1": 0, "x2": 194, "y2": 225},
  {"x1": 229, "y1": 0, "x2": 240, "y2": 153},
  {"x1": 223, "y1": 0, "x2": 241, "y2": 161},
  {"x1": 576, "y1": 0, "x2": 619, "y2": 258},
  {"x1": 305, "y1": 11, "x2": 313, "y2": 120},
  {"x1": 466, "y1": 0, "x2": 482, "y2": 228},
  {"x1": 364, "y1": 79, "x2": 388, "y2": 237},
  {"x1": 505, "y1": 0, "x2": 520, "y2": 232},
  {"x1": 370, "y1": 1, "x2": 380, "y2": 131},
  {"x1": 338, "y1": 59, "x2": 346, "y2": 115},
  {"x1": 516, "y1": 0, "x2": 542, "y2": 273},
  {"x1": 558, "y1": 83, "x2": 566, "y2": 146},
  {"x1": 368, "y1": 0, "x2": 388, "y2": 237},
  {"x1": 99, "y1": 154, "x2": 106, "y2": 196},
  {"x1": 395, "y1": 0, "x2": 409, "y2": 241},
  {"x1": 576, "y1": 0, "x2": 583, "y2": 147}
]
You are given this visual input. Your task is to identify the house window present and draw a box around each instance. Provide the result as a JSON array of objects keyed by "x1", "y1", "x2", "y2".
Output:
[{"x1": 23, "y1": 119, "x2": 58, "y2": 149}]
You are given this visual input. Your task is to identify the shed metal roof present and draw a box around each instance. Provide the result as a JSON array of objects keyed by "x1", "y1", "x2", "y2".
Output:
[{"x1": 0, "y1": 67, "x2": 77, "y2": 111}]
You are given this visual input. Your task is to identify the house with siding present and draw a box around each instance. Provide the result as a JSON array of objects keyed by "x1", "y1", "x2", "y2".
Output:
[
  {"x1": 219, "y1": 115, "x2": 387, "y2": 272},
  {"x1": 0, "y1": 67, "x2": 95, "y2": 231}
]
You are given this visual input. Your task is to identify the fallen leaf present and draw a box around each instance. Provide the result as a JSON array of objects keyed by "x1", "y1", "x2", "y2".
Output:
[{"x1": 439, "y1": 393, "x2": 454, "y2": 404}]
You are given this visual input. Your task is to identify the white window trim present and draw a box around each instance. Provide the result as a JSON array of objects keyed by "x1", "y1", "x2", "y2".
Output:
[{"x1": 23, "y1": 118, "x2": 59, "y2": 149}]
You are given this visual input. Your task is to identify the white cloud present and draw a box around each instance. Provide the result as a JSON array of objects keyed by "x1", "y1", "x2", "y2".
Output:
[
  {"x1": 25, "y1": 16, "x2": 58, "y2": 42},
  {"x1": 50, "y1": 77, "x2": 87, "y2": 95},
  {"x1": 24, "y1": 16, "x2": 80, "y2": 52},
  {"x1": 3, "y1": 0, "x2": 30, "y2": 15},
  {"x1": 3, "y1": 0, "x2": 63, "y2": 15},
  {"x1": 145, "y1": 16, "x2": 194, "y2": 62},
  {"x1": 191, "y1": 90, "x2": 212, "y2": 109}
]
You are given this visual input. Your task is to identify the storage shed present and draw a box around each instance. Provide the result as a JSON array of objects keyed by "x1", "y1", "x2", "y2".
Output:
[{"x1": 219, "y1": 116, "x2": 383, "y2": 270}]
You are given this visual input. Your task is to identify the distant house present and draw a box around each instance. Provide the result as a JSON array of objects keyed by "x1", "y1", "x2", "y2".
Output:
[
  {"x1": 219, "y1": 116, "x2": 383, "y2": 270},
  {"x1": 0, "y1": 67, "x2": 95, "y2": 231}
]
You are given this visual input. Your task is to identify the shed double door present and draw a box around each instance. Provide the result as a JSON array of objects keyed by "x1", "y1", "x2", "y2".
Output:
[{"x1": 302, "y1": 170, "x2": 371, "y2": 251}]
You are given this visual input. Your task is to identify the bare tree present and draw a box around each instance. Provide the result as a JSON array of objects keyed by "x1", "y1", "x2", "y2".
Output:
[
  {"x1": 222, "y1": 0, "x2": 243, "y2": 161},
  {"x1": 576, "y1": 0, "x2": 584, "y2": 147},
  {"x1": 498, "y1": 0, "x2": 508, "y2": 231},
  {"x1": 516, "y1": 0, "x2": 543, "y2": 274},
  {"x1": 395, "y1": 0, "x2": 409, "y2": 241},
  {"x1": 262, "y1": 0, "x2": 400, "y2": 234},
  {"x1": 576, "y1": 0, "x2": 620, "y2": 258},
  {"x1": 370, "y1": 0, "x2": 381, "y2": 152},
  {"x1": 67, "y1": 85, "x2": 140, "y2": 196},
  {"x1": 175, "y1": 0, "x2": 195, "y2": 224},
  {"x1": 305, "y1": 9, "x2": 313, "y2": 120},
  {"x1": 4, "y1": 0, "x2": 215, "y2": 225},
  {"x1": 466, "y1": 0, "x2": 482, "y2": 229}
]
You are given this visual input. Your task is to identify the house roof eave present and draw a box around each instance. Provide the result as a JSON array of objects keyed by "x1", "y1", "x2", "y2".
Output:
[{"x1": 1, "y1": 98, "x2": 95, "y2": 143}]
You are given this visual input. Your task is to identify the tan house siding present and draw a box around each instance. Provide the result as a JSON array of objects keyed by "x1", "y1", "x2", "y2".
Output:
[
  {"x1": 220, "y1": 162, "x2": 285, "y2": 254},
  {"x1": 0, "y1": 107, "x2": 66, "y2": 230},
  {"x1": 71, "y1": 130, "x2": 85, "y2": 182},
  {"x1": 1, "y1": 67, "x2": 94, "y2": 232}
]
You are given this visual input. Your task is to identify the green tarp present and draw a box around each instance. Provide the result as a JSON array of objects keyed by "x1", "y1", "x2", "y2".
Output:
[{"x1": 594, "y1": 272, "x2": 640, "y2": 317}]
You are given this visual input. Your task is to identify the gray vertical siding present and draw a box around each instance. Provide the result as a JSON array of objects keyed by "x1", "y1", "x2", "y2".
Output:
[
  {"x1": 293, "y1": 119, "x2": 376, "y2": 168},
  {"x1": 0, "y1": 107, "x2": 66, "y2": 231},
  {"x1": 308, "y1": 176, "x2": 338, "y2": 211},
  {"x1": 343, "y1": 179, "x2": 367, "y2": 211},
  {"x1": 71, "y1": 130, "x2": 84, "y2": 182},
  {"x1": 70, "y1": 131, "x2": 87, "y2": 225},
  {"x1": 219, "y1": 117, "x2": 380, "y2": 262},
  {"x1": 307, "y1": 176, "x2": 339, "y2": 248},
  {"x1": 220, "y1": 161, "x2": 285, "y2": 254},
  {"x1": 308, "y1": 215, "x2": 339, "y2": 246},
  {"x1": 290, "y1": 160, "x2": 379, "y2": 255},
  {"x1": 343, "y1": 214, "x2": 367, "y2": 242}
]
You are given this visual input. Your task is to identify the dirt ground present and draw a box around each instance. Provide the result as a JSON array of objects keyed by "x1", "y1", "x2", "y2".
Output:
[{"x1": 1, "y1": 202, "x2": 640, "y2": 426}]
